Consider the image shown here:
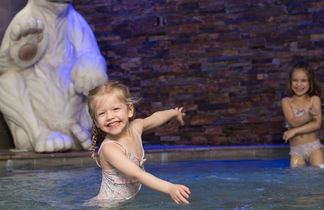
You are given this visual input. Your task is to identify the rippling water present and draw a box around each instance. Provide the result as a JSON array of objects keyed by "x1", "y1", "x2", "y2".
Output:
[{"x1": 0, "y1": 159, "x2": 323, "y2": 209}]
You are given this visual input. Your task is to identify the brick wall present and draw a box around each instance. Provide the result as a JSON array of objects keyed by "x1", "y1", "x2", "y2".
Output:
[
  {"x1": 1, "y1": 1, "x2": 323, "y2": 149},
  {"x1": 73, "y1": 0, "x2": 324, "y2": 146}
]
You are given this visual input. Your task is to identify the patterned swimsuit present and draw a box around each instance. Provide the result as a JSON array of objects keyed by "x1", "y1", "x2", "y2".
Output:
[
  {"x1": 286, "y1": 97, "x2": 313, "y2": 128},
  {"x1": 84, "y1": 126, "x2": 145, "y2": 207},
  {"x1": 287, "y1": 97, "x2": 323, "y2": 160}
]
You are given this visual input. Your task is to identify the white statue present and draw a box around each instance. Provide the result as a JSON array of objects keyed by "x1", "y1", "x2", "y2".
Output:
[{"x1": 0, "y1": 0, "x2": 108, "y2": 152}]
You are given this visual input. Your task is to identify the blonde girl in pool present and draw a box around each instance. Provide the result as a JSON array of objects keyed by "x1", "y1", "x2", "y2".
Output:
[
  {"x1": 84, "y1": 81, "x2": 190, "y2": 207},
  {"x1": 281, "y1": 61, "x2": 324, "y2": 168}
]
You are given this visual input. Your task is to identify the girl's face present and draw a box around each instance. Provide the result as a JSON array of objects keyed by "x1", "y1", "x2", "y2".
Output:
[
  {"x1": 94, "y1": 92, "x2": 134, "y2": 138},
  {"x1": 291, "y1": 68, "x2": 310, "y2": 97}
]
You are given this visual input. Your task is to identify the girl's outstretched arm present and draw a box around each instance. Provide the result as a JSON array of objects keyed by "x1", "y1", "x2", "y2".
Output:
[
  {"x1": 101, "y1": 143, "x2": 191, "y2": 204},
  {"x1": 282, "y1": 96, "x2": 322, "y2": 141},
  {"x1": 140, "y1": 107, "x2": 185, "y2": 132}
]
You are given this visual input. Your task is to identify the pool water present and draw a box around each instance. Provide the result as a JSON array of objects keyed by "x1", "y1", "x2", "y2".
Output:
[{"x1": 0, "y1": 159, "x2": 323, "y2": 209}]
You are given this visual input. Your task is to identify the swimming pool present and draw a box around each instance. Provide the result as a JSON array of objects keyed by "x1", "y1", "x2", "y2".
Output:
[{"x1": 0, "y1": 159, "x2": 323, "y2": 209}]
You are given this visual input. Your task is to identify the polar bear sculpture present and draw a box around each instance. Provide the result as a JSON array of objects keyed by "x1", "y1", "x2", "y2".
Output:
[{"x1": 0, "y1": 0, "x2": 108, "y2": 152}]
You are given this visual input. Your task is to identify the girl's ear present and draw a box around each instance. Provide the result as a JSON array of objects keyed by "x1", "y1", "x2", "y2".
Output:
[{"x1": 128, "y1": 104, "x2": 134, "y2": 118}]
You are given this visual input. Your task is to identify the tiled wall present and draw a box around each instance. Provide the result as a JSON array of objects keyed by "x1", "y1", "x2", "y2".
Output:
[
  {"x1": 73, "y1": 0, "x2": 324, "y2": 146},
  {"x1": 0, "y1": 0, "x2": 27, "y2": 40},
  {"x1": 1, "y1": 1, "x2": 324, "y2": 149}
]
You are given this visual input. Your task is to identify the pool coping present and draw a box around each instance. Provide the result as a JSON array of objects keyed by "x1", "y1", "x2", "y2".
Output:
[{"x1": 0, "y1": 145, "x2": 290, "y2": 169}]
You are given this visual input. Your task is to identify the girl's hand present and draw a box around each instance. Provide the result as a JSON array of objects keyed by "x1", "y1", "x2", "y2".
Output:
[
  {"x1": 168, "y1": 184, "x2": 191, "y2": 204},
  {"x1": 174, "y1": 107, "x2": 185, "y2": 126},
  {"x1": 283, "y1": 128, "x2": 297, "y2": 142},
  {"x1": 91, "y1": 152, "x2": 96, "y2": 159}
]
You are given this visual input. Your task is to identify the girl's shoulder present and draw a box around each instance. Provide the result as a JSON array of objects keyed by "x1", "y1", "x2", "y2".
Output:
[
  {"x1": 130, "y1": 118, "x2": 143, "y2": 127},
  {"x1": 99, "y1": 140, "x2": 127, "y2": 158},
  {"x1": 100, "y1": 139, "x2": 124, "y2": 151},
  {"x1": 310, "y1": 95, "x2": 321, "y2": 104},
  {"x1": 281, "y1": 97, "x2": 292, "y2": 104},
  {"x1": 130, "y1": 119, "x2": 144, "y2": 133},
  {"x1": 310, "y1": 95, "x2": 320, "y2": 100}
]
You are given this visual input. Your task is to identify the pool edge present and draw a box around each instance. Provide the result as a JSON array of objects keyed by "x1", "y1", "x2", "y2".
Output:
[{"x1": 0, "y1": 145, "x2": 290, "y2": 169}]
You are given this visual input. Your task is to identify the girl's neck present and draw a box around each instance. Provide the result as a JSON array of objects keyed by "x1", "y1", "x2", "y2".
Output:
[{"x1": 292, "y1": 94, "x2": 310, "y2": 101}]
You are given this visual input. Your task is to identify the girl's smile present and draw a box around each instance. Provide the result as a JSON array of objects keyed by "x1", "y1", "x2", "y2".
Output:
[
  {"x1": 87, "y1": 81, "x2": 191, "y2": 205},
  {"x1": 291, "y1": 69, "x2": 309, "y2": 97},
  {"x1": 94, "y1": 93, "x2": 134, "y2": 138},
  {"x1": 106, "y1": 121, "x2": 121, "y2": 128}
]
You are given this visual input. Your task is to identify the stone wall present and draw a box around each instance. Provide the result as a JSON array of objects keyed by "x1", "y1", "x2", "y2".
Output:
[
  {"x1": 73, "y1": 0, "x2": 324, "y2": 146},
  {"x1": 1, "y1": 1, "x2": 324, "y2": 149}
]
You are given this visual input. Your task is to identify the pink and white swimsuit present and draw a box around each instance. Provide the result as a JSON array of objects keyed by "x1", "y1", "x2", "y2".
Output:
[
  {"x1": 287, "y1": 97, "x2": 323, "y2": 160},
  {"x1": 84, "y1": 127, "x2": 146, "y2": 207}
]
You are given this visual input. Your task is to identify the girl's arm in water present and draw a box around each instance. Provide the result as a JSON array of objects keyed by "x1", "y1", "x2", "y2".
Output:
[{"x1": 100, "y1": 143, "x2": 191, "y2": 204}]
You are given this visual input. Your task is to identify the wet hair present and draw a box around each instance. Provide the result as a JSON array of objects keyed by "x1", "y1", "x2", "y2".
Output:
[
  {"x1": 287, "y1": 61, "x2": 321, "y2": 97},
  {"x1": 87, "y1": 81, "x2": 139, "y2": 157}
]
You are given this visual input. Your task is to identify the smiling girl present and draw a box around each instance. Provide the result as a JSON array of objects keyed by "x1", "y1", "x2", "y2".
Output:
[
  {"x1": 84, "y1": 81, "x2": 190, "y2": 207},
  {"x1": 281, "y1": 61, "x2": 324, "y2": 168}
]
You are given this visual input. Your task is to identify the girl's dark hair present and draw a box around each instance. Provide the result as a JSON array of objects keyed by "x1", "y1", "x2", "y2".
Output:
[{"x1": 287, "y1": 61, "x2": 321, "y2": 97}]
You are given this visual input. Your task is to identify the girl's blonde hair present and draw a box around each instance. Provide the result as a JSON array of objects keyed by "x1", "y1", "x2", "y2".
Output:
[
  {"x1": 287, "y1": 61, "x2": 321, "y2": 97},
  {"x1": 87, "y1": 81, "x2": 139, "y2": 157}
]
